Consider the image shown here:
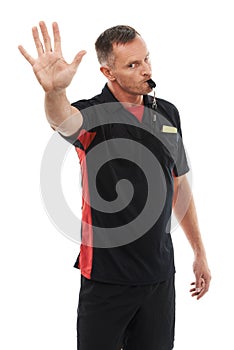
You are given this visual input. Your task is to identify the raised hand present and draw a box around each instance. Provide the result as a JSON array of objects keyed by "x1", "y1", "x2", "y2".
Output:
[{"x1": 18, "y1": 21, "x2": 86, "y2": 93}]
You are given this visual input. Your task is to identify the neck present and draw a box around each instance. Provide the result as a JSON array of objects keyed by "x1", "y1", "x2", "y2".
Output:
[{"x1": 107, "y1": 82, "x2": 144, "y2": 107}]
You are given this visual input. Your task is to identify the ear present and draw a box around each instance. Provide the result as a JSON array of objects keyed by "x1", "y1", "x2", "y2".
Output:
[{"x1": 100, "y1": 66, "x2": 116, "y2": 81}]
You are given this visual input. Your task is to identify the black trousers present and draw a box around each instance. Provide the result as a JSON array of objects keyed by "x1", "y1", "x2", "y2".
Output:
[{"x1": 77, "y1": 274, "x2": 175, "y2": 350}]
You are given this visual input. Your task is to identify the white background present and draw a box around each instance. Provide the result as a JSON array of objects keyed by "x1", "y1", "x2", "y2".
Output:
[{"x1": 1, "y1": 0, "x2": 233, "y2": 349}]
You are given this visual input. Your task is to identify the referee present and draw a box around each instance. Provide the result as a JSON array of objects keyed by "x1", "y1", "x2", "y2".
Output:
[{"x1": 19, "y1": 21, "x2": 211, "y2": 350}]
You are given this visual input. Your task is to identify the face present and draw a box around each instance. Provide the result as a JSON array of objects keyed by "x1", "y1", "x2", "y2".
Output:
[{"x1": 109, "y1": 35, "x2": 153, "y2": 96}]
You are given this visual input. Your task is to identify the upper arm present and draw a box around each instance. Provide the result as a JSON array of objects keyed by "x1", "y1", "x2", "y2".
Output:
[{"x1": 173, "y1": 174, "x2": 187, "y2": 208}]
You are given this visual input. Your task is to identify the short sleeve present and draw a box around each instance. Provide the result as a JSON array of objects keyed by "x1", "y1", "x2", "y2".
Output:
[
  {"x1": 173, "y1": 109, "x2": 190, "y2": 177},
  {"x1": 173, "y1": 134, "x2": 190, "y2": 177},
  {"x1": 58, "y1": 100, "x2": 97, "y2": 147}
]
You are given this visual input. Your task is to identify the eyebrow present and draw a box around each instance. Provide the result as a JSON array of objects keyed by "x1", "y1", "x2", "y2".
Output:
[{"x1": 125, "y1": 52, "x2": 150, "y2": 66}]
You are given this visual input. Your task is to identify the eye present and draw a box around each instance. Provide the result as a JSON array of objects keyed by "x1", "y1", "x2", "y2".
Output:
[{"x1": 128, "y1": 63, "x2": 136, "y2": 69}]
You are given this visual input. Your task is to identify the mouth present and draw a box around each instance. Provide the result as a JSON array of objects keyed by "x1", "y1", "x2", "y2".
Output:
[{"x1": 146, "y1": 79, "x2": 156, "y2": 89}]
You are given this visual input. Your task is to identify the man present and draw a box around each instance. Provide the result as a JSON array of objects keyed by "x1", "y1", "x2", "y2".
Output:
[{"x1": 19, "y1": 22, "x2": 211, "y2": 350}]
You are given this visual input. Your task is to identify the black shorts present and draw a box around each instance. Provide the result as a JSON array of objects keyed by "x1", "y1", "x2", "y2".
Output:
[{"x1": 77, "y1": 274, "x2": 175, "y2": 350}]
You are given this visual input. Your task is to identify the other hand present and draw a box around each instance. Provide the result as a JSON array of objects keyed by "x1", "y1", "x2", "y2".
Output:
[{"x1": 190, "y1": 256, "x2": 211, "y2": 300}]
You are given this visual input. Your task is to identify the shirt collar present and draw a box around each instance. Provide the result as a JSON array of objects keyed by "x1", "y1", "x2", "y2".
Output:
[{"x1": 100, "y1": 84, "x2": 154, "y2": 110}]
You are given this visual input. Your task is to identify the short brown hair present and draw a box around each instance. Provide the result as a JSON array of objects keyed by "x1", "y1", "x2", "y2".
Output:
[{"x1": 95, "y1": 25, "x2": 140, "y2": 66}]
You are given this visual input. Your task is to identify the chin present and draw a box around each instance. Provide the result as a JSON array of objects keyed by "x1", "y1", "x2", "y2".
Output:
[
  {"x1": 140, "y1": 85, "x2": 152, "y2": 95},
  {"x1": 141, "y1": 81, "x2": 152, "y2": 93}
]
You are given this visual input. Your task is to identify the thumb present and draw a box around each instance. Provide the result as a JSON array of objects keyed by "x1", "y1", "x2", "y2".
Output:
[
  {"x1": 195, "y1": 275, "x2": 204, "y2": 293},
  {"x1": 70, "y1": 50, "x2": 87, "y2": 71}
]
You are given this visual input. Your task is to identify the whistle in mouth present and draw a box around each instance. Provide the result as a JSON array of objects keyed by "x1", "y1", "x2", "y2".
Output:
[{"x1": 147, "y1": 79, "x2": 156, "y2": 89}]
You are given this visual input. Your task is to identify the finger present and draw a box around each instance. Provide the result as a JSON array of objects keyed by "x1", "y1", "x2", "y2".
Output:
[
  {"x1": 18, "y1": 45, "x2": 35, "y2": 66},
  {"x1": 190, "y1": 286, "x2": 203, "y2": 297},
  {"x1": 32, "y1": 26, "x2": 44, "y2": 56},
  {"x1": 52, "y1": 22, "x2": 62, "y2": 55},
  {"x1": 197, "y1": 278, "x2": 210, "y2": 300},
  {"x1": 197, "y1": 291, "x2": 205, "y2": 300},
  {"x1": 196, "y1": 286, "x2": 206, "y2": 299},
  {"x1": 197, "y1": 285, "x2": 209, "y2": 300},
  {"x1": 190, "y1": 281, "x2": 198, "y2": 293},
  {"x1": 39, "y1": 21, "x2": 52, "y2": 52},
  {"x1": 196, "y1": 277, "x2": 206, "y2": 293},
  {"x1": 190, "y1": 281, "x2": 201, "y2": 296},
  {"x1": 70, "y1": 50, "x2": 87, "y2": 71},
  {"x1": 190, "y1": 287, "x2": 200, "y2": 295},
  {"x1": 191, "y1": 291, "x2": 200, "y2": 297},
  {"x1": 192, "y1": 283, "x2": 208, "y2": 299}
]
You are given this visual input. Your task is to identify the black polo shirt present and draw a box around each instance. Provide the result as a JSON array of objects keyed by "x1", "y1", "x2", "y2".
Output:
[{"x1": 64, "y1": 84, "x2": 189, "y2": 285}]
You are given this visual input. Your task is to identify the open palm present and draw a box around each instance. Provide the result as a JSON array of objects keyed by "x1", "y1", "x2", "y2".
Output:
[{"x1": 18, "y1": 21, "x2": 86, "y2": 93}]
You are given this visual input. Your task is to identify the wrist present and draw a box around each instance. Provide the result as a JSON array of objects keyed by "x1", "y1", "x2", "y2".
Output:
[
  {"x1": 194, "y1": 248, "x2": 207, "y2": 261},
  {"x1": 45, "y1": 88, "x2": 67, "y2": 97}
]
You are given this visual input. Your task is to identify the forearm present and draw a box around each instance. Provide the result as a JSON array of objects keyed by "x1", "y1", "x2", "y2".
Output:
[
  {"x1": 173, "y1": 175, "x2": 207, "y2": 258},
  {"x1": 179, "y1": 196, "x2": 206, "y2": 258},
  {"x1": 173, "y1": 175, "x2": 211, "y2": 298},
  {"x1": 45, "y1": 89, "x2": 83, "y2": 134}
]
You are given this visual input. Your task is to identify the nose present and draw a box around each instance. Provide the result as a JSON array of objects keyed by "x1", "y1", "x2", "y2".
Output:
[{"x1": 141, "y1": 61, "x2": 151, "y2": 77}]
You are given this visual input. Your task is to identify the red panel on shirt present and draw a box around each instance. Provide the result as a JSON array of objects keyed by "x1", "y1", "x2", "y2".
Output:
[
  {"x1": 125, "y1": 105, "x2": 144, "y2": 122},
  {"x1": 74, "y1": 130, "x2": 96, "y2": 279}
]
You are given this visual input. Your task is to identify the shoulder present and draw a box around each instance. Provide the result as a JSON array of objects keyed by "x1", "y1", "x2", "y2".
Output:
[
  {"x1": 156, "y1": 97, "x2": 179, "y2": 115},
  {"x1": 71, "y1": 84, "x2": 116, "y2": 111},
  {"x1": 155, "y1": 97, "x2": 181, "y2": 129},
  {"x1": 71, "y1": 92, "x2": 104, "y2": 111}
]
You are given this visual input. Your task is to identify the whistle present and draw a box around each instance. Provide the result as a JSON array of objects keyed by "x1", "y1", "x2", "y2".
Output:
[{"x1": 147, "y1": 79, "x2": 156, "y2": 89}]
